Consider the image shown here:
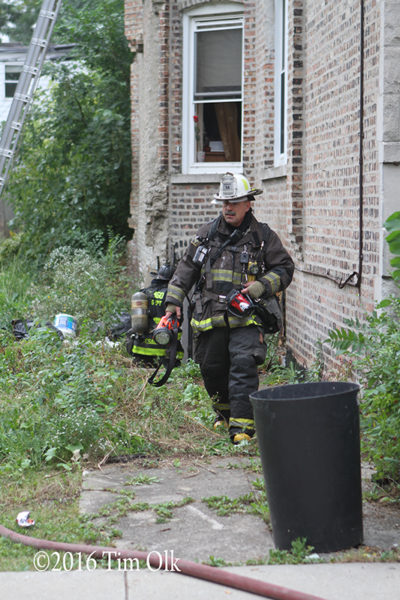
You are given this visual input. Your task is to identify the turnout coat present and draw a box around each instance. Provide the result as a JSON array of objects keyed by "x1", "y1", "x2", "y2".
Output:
[{"x1": 166, "y1": 212, "x2": 294, "y2": 335}]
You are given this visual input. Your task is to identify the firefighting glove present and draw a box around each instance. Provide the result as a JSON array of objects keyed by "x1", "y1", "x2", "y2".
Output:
[
  {"x1": 246, "y1": 280, "x2": 265, "y2": 300},
  {"x1": 165, "y1": 303, "x2": 178, "y2": 314}
]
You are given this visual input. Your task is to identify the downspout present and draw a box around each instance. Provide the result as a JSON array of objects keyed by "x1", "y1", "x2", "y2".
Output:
[
  {"x1": 357, "y1": 0, "x2": 365, "y2": 289},
  {"x1": 339, "y1": 0, "x2": 364, "y2": 290}
]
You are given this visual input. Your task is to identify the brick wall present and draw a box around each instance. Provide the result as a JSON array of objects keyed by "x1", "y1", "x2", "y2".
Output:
[
  {"x1": 282, "y1": 0, "x2": 381, "y2": 370},
  {"x1": 170, "y1": 181, "x2": 220, "y2": 260}
]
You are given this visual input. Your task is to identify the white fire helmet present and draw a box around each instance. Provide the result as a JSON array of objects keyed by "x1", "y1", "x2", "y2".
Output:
[{"x1": 213, "y1": 172, "x2": 263, "y2": 203}]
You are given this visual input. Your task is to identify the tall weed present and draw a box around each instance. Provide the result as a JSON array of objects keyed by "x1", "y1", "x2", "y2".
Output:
[
  {"x1": 0, "y1": 243, "x2": 264, "y2": 473},
  {"x1": 327, "y1": 297, "x2": 400, "y2": 482},
  {"x1": 28, "y1": 238, "x2": 129, "y2": 330},
  {"x1": 0, "y1": 257, "x2": 35, "y2": 329}
]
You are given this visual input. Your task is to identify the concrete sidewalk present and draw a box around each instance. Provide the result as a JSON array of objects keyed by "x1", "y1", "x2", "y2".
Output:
[
  {"x1": 1, "y1": 562, "x2": 399, "y2": 599},
  {"x1": 78, "y1": 456, "x2": 400, "y2": 564}
]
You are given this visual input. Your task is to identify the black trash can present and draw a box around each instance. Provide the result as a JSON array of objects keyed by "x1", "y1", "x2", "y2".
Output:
[{"x1": 250, "y1": 381, "x2": 363, "y2": 553}]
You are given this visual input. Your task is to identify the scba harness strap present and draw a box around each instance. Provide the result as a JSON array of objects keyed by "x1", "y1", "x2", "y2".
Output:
[{"x1": 147, "y1": 320, "x2": 180, "y2": 387}]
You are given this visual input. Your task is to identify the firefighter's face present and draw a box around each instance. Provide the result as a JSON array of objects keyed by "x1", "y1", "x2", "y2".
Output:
[{"x1": 222, "y1": 199, "x2": 251, "y2": 227}]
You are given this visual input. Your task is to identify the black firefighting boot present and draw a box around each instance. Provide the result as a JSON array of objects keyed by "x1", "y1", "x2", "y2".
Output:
[
  {"x1": 211, "y1": 392, "x2": 230, "y2": 430},
  {"x1": 229, "y1": 418, "x2": 255, "y2": 444}
]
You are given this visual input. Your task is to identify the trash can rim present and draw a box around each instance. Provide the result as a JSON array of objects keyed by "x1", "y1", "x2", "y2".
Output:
[{"x1": 250, "y1": 380, "x2": 360, "y2": 402}]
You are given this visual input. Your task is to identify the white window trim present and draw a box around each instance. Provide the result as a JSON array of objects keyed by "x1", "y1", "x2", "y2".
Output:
[
  {"x1": 182, "y1": 3, "x2": 244, "y2": 175},
  {"x1": 274, "y1": 0, "x2": 288, "y2": 167}
]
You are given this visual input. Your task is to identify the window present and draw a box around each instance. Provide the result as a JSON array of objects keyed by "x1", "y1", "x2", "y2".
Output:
[
  {"x1": 183, "y1": 5, "x2": 243, "y2": 174},
  {"x1": 5, "y1": 65, "x2": 22, "y2": 98},
  {"x1": 274, "y1": 0, "x2": 287, "y2": 165}
]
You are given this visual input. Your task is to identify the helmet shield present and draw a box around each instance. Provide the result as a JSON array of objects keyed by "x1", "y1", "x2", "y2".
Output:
[
  {"x1": 157, "y1": 265, "x2": 174, "y2": 281},
  {"x1": 213, "y1": 172, "x2": 262, "y2": 203}
]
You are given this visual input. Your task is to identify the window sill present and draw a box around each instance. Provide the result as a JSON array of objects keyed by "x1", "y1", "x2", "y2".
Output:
[
  {"x1": 171, "y1": 173, "x2": 225, "y2": 184},
  {"x1": 261, "y1": 164, "x2": 287, "y2": 181},
  {"x1": 176, "y1": 161, "x2": 243, "y2": 182}
]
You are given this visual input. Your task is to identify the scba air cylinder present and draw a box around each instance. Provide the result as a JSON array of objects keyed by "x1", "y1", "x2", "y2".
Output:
[{"x1": 130, "y1": 291, "x2": 148, "y2": 333}]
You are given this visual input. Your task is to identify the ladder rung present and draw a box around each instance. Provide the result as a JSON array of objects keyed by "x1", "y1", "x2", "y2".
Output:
[
  {"x1": 14, "y1": 93, "x2": 31, "y2": 103},
  {"x1": 39, "y1": 9, "x2": 56, "y2": 20},
  {"x1": 0, "y1": 149, "x2": 14, "y2": 158},
  {"x1": 31, "y1": 37, "x2": 48, "y2": 48},
  {"x1": 23, "y1": 65, "x2": 39, "y2": 75}
]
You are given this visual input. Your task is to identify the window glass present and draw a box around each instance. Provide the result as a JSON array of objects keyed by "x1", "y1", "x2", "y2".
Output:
[
  {"x1": 195, "y1": 29, "x2": 242, "y2": 99},
  {"x1": 5, "y1": 66, "x2": 21, "y2": 98},
  {"x1": 184, "y1": 12, "x2": 243, "y2": 172},
  {"x1": 193, "y1": 101, "x2": 241, "y2": 162}
]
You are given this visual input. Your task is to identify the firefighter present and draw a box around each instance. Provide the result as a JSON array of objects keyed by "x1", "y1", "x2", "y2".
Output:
[
  {"x1": 164, "y1": 172, "x2": 294, "y2": 444},
  {"x1": 127, "y1": 265, "x2": 183, "y2": 365}
]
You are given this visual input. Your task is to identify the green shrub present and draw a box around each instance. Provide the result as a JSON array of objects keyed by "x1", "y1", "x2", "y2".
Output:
[
  {"x1": 28, "y1": 238, "x2": 129, "y2": 331},
  {"x1": 0, "y1": 232, "x2": 23, "y2": 264},
  {"x1": 0, "y1": 240, "x2": 134, "y2": 471}
]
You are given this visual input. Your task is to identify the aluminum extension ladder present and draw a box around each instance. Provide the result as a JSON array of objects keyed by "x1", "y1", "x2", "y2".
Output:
[{"x1": 0, "y1": 0, "x2": 63, "y2": 197}]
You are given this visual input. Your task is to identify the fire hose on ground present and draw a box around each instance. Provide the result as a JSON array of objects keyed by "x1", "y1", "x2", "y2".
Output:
[{"x1": 0, "y1": 524, "x2": 328, "y2": 600}]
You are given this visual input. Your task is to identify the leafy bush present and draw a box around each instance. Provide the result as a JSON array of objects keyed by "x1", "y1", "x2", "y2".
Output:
[
  {"x1": 0, "y1": 232, "x2": 23, "y2": 265},
  {"x1": 0, "y1": 331, "x2": 109, "y2": 468},
  {"x1": 0, "y1": 240, "x2": 135, "y2": 470},
  {"x1": 28, "y1": 238, "x2": 129, "y2": 329}
]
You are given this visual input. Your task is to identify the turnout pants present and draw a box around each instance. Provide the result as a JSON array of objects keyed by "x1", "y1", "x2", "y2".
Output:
[{"x1": 194, "y1": 326, "x2": 267, "y2": 438}]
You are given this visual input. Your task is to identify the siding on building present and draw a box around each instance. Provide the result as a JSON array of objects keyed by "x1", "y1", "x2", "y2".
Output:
[{"x1": 124, "y1": 0, "x2": 400, "y2": 370}]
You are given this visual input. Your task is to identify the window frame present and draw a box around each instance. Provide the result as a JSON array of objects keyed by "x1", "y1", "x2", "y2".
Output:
[
  {"x1": 182, "y1": 4, "x2": 244, "y2": 175},
  {"x1": 274, "y1": 0, "x2": 288, "y2": 166}
]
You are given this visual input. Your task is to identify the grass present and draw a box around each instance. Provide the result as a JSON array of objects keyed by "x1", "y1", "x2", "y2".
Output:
[
  {"x1": 267, "y1": 538, "x2": 316, "y2": 565},
  {"x1": 0, "y1": 336, "x2": 263, "y2": 571},
  {"x1": 124, "y1": 474, "x2": 161, "y2": 486},
  {"x1": 0, "y1": 467, "x2": 93, "y2": 571},
  {"x1": 202, "y1": 477, "x2": 270, "y2": 523}
]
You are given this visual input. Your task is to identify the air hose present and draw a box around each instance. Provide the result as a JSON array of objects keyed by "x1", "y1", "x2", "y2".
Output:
[{"x1": 0, "y1": 524, "x2": 327, "y2": 600}]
